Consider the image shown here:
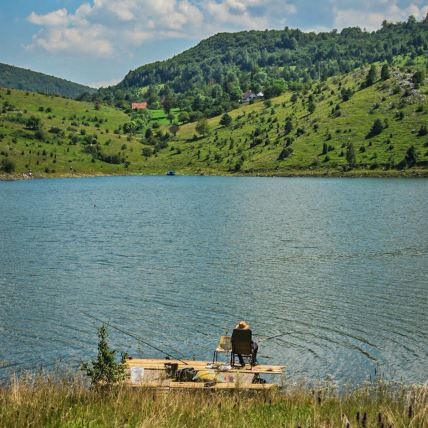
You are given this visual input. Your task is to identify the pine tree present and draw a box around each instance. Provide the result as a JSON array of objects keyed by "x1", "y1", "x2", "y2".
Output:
[
  {"x1": 365, "y1": 65, "x2": 377, "y2": 87},
  {"x1": 81, "y1": 325, "x2": 128, "y2": 386},
  {"x1": 220, "y1": 113, "x2": 232, "y2": 127},
  {"x1": 405, "y1": 146, "x2": 417, "y2": 167},
  {"x1": 346, "y1": 142, "x2": 356, "y2": 167},
  {"x1": 366, "y1": 119, "x2": 384, "y2": 138},
  {"x1": 381, "y1": 64, "x2": 391, "y2": 81},
  {"x1": 284, "y1": 117, "x2": 293, "y2": 135}
]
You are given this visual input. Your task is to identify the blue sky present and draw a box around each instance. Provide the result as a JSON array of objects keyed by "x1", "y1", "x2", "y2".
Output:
[{"x1": 0, "y1": 0, "x2": 427, "y2": 87}]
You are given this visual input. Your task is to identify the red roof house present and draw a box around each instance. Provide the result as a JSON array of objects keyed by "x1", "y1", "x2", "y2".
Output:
[{"x1": 131, "y1": 102, "x2": 148, "y2": 110}]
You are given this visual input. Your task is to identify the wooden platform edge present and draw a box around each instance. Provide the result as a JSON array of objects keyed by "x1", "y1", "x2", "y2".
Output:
[{"x1": 125, "y1": 381, "x2": 278, "y2": 391}]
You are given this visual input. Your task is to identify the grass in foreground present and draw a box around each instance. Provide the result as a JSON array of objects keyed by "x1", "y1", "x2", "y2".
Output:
[{"x1": 0, "y1": 374, "x2": 426, "y2": 427}]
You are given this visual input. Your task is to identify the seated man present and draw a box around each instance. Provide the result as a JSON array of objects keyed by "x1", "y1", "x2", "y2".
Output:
[{"x1": 233, "y1": 320, "x2": 258, "y2": 366}]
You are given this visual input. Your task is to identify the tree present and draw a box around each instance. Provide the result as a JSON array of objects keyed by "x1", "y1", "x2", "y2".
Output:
[
  {"x1": 167, "y1": 112, "x2": 175, "y2": 124},
  {"x1": 284, "y1": 117, "x2": 293, "y2": 135},
  {"x1": 404, "y1": 146, "x2": 417, "y2": 167},
  {"x1": 196, "y1": 118, "x2": 210, "y2": 136},
  {"x1": 220, "y1": 113, "x2": 232, "y2": 127},
  {"x1": 0, "y1": 158, "x2": 15, "y2": 173},
  {"x1": 142, "y1": 147, "x2": 153, "y2": 157},
  {"x1": 264, "y1": 79, "x2": 286, "y2": 99},
  {"x1": 346, "y1": 142, "x2": 356, "y2": 167},
  {"x1": 365, "y1": 65, "x2": 377, "y2": 87},
  {"x1": 178, "y1": 111, "x2": 190, "y2": 123},
  {"x1": 417, "y1": 125, "x2": 427, "y2": 136},
  {"x1": 381, "y1": 64, "x2": 391, "y2": 81},
  {"x1": 278, "y1": 147, "x2": 293, "y2": 160},
  {"x1": 308, "y1": 99, "x2": 316, "y2": 114},
  {"x1": 145, "y1": 128, "x2": 153, "y2": 139},
  {"x1": 26, "y1": 116, "x2": 41, "y2": 130},
  {"x1": 123, "y1": 121, "x2": 137, "y2": 135},
  {"x1": 322, "y1": 143, "x2": 329, "y2": 155},
  {"x1": 366, "y1": 119, "x2": 385, "y2": 138},
  {"x1": 169, "y1": 124, "x2": 179, "y2": 137},
  {"x1": 81, "y1": 324, "x2": 128, "y2": 386},
  {"x1": 341, "y1": 87, "x2": 353, "y2": 102},
  {"x1": 412, "y1": 71, "x2": 425, "y2": 86}
]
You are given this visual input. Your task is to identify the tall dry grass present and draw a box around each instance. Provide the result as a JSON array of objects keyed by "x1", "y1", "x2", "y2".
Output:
[{"x1": 0, "y1": 373, "x2": 426, "y2": 427}]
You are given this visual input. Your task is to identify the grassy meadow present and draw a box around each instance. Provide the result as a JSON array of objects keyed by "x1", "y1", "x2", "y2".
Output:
[
  {"x1": 0, "y1": 374, "x2": 427, "y2": 427},
  {"x1": 0, "y1": 64, "x2": 427, "y2": 179}
]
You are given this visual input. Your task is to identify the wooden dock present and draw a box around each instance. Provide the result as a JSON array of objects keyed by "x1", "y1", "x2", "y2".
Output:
[{"x1": 125, "y1": 358, "x2": 285, "y2": 391}]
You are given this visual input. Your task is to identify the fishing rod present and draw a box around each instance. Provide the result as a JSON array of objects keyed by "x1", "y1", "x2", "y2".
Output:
[
  {"x1": 80, "y1": 311, "x2": 188, "y2": 365},
  {"x1": 258, "y1": 331, "x2": 293, "y2": 344}
]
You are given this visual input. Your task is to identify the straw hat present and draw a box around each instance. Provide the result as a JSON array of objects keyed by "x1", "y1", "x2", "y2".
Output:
[{"x1": 236, "y1": 320, "x2": 250, "y2": 330}]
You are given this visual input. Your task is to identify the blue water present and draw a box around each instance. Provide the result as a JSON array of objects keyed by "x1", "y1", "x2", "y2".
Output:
[{"x1": 0, "y1": 176, "x2": 427, "y2": 384}]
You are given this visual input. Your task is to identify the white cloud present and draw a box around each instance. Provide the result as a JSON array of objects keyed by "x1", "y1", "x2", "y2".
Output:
[
  {"x1": 26, "y1": 0, "x2": 296, "y2": 57},
  {"x1": 27, "y1": 0, "x2": 427, "y2": 58},
  {"x1": 28, "y1": 9, "x2": 70, "y2": 27},
  {"x1": 206, "y1": 0, "x2": 296, "y2": 31},
  {"x1": 88, "y1": 77, "x2": 121, "y2": 88},
  {"x1": 333, "y1": 1, "x2": 428, "y2": 31}
]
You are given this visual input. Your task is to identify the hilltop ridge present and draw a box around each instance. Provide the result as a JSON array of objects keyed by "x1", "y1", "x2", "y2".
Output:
[
  {"x1": 0, "y1": 63, "x2": 95, "y2": 99},
  {"x1": 89, "y1": 17, "x2": 428, "y2": 120}
]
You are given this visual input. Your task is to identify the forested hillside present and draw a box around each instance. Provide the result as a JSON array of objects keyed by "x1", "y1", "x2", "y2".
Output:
[
  {"x1": 1, "y1": 63, "x2": 427, "y2": 178},
  {"x1": 0, "y1": 63, "x2": 95, "y2": 99},
  {"x1": 89, "y1": 17, "x2": 428, "y2": 120}
]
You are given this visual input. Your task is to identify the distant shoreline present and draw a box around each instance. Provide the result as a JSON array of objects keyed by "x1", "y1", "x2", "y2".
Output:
[{"x1": 1, "y1": 168, "x2": 428, "y2": 181}]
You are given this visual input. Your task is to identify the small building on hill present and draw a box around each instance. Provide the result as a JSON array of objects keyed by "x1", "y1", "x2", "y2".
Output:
[
  {"x1": 131, "y1": 102, "x2": 148, "y2": 110},
  {"x1": 241, "y1": 90, "x2": 256, "y2": 103},
  {"x1": 241, "y1": 91, "x2": 264, "y2": 103}
]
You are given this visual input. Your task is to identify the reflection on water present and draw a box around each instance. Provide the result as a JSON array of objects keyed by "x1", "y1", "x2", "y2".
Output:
[{"x1": 0, "y1": 176, "x2": 427, "y2": 384}]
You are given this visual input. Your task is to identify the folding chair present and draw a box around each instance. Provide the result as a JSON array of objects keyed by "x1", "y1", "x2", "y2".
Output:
[
  {"x1": 212, "y1": 335, "x2": 232, "y2": 363},
  {"x1": 230, "y1": 329, "x2": 254, "y2": 367}
]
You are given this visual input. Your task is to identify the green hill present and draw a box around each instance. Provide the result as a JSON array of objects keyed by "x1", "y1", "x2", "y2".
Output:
[
  {"x1": 91, "y1": 17, "x2": 428, "y2": 119},
  {"x1": 0, "y1": 63, "x2": 427, "y2": 178},
  {"x1": 0, "y1": 63, "x2": 95, "y2": 99}
]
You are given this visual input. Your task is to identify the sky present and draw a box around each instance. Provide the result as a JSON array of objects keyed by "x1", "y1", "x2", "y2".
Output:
[{"x1": 0, "y1": 0, "x2": 427, "y2": 88}]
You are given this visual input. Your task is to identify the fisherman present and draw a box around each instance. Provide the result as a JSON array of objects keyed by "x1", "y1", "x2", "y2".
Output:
[{"x1": 234, "y1": 320, "x2": 258, "y2": 366}]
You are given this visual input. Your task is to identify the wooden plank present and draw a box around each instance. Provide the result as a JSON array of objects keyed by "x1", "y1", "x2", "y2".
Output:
[
  {"x1": 126, "y1": 381, "x2": 277, "y2": 391},
  {"x1": 126, "y1": 359, "x2": 284, "y2": 374}
]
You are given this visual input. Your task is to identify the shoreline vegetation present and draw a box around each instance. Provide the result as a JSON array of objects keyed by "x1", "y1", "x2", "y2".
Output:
[
  {"x1": 1, "y1": 168, "x2": 428, "y2": 181},
  {"x1": 0, "y1": 372, "x2": 426, "y2": 427}
]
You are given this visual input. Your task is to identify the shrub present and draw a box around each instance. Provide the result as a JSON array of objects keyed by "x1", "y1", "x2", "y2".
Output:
[
  {"x1": 341, "y1": 87, "x2": 353, "y2": 101},
  {"x1": 142, "y1": 147, "x2": 152, "y2": 157},
  {"x1": 26, "y1": 116, "x2": 41, "y2": 130},
  {"x1": 278, "y1": 147, "x2": 293, "y2": 160},
  {"x1": 0, "y1": 158, "x2": 15, "y2": 173},
  {"x1": 417, "y1": 125, "x2": 427, "y2": 137},
  {"x1": 366, "y1": 119, "x2": 385, "y2": 138}
]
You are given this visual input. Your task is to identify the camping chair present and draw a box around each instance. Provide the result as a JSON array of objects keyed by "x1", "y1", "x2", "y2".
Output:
[
  {"x1": 230, "y1": 329, "x2": 254, "y2": 367},
  {"x1": 212, "y1": 335, "x2": 232, "y2": 363}
]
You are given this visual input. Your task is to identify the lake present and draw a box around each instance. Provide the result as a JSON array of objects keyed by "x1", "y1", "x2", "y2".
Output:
[{"x1": 0, "y1": 176, "x2": 427, "y2": 385}]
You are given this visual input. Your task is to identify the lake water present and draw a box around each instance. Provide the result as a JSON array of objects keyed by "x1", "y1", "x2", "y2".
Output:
[{"x1": 0, "y1": 176, "x2": 427, "y2": 385}]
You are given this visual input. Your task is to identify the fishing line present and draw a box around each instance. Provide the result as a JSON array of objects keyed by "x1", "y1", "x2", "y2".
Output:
[
  {"x1": 258, "y1": 331, "x2": 293, "y2": 343},
  {"x1": 80, "y1": 311, "x2": 189, "y2": 365}
]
